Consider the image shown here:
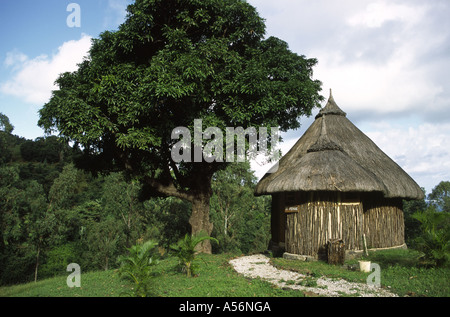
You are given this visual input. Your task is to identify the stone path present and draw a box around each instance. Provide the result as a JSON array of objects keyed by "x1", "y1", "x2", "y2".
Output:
[{"x1": 229, "y1": 254, "x2": 397, "y2": 297}]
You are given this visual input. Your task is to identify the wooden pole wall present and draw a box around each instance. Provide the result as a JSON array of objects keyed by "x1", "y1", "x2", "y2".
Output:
[
  {"x1": 283, "y1": 192, "x2": 405, "y2": 257},
  {"x1": 363, "y1": 197, "x2": 404, "y2": 248}
]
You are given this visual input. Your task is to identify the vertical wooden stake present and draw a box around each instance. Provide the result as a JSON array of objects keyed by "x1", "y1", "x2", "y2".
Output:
[{"x1": 363, "y1": 233, "x2": 368, "y2": 257}]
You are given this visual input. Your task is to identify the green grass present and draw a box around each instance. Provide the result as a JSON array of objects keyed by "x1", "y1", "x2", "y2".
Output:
[
  {"x1": 0, "y1": 270, "x2": 132, "y2": 297},
  {"x1": 366, "y1": 249, "x2": 450, "y2": 297},
  {"x1": 149, "y1": 253, "x2": 304, "y2": 297},
  {"x1": 0, "y1": 253, "x2": 304, "y2": 297},
  {"x1": 271, "y1": 249, "x2": 450, "y2": 297},
  {"x1": 1, "y1": 250, "x2": 448, "y2": 297}
]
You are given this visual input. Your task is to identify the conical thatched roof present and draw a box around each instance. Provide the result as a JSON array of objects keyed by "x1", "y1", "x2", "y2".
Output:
[{"x1": 255, "y1": 91, "x2": 424, "y2": 200}]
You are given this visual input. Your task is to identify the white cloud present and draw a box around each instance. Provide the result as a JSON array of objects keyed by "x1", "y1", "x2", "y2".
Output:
[
  {"x1": 366, "y1": 122, "x2": 450, "y2": 194},
  {"x1": 249, "y1": 0, "x2": 450, "y2": 122},
  {"x1": 347, "y1": 1, "x2": 427, "y2": 28},
  {"x1": 312, "y1": 54, "x2": 444, "y2": 117},
  {"x1": 248, "y1": 0, "x2": 450, "y2": 193},
  {"x1": 1, "y1": 34, "x2": 92, "y2": 105},
  {"x1": 4, "y1": 50, "x2": 28, "y2": 68},
  {"x1": 309, "y1": 1, "x2": 448, "y2": 119}
]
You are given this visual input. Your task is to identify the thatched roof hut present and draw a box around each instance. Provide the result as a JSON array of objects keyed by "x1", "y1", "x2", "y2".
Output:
[{"x1": 256, "y1": 91, "x2": 424, "y2": 259}]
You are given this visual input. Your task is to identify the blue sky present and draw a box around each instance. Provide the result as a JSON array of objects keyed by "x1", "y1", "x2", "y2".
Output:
[
  {"x1": 0, "y1": 0, "x2": 128, "y2": 56},
  {"x1": 0, "y1": 0, "x2": 132, "y2": 139},
  {"x1": 1, "y1": 0, "x2": 449, "y2": 194}
]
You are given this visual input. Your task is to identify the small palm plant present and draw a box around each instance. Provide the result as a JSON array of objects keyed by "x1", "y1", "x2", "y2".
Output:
[
  {"x1": 117, "y1": 240, "x2": 159, "y2": 297},
  {"x1": 171, "y1": 232, "x2": 218, "y2": 277}
]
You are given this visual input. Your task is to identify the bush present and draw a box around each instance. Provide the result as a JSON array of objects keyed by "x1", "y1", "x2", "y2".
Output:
[
  {"x1": 171, "y1": 233, "x2": 218, "y2": 277},
  {"x1": 412, "y1": 207, "x2": 450, "y2": 267},
  {"x1": 39, "y1": 242, "x2": 81, "y2": 279},
  {"x1": 117, "y1": 240, "x2": 159, "y2": 297}
]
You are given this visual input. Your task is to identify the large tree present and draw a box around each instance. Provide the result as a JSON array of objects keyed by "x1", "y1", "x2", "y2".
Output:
[{"x1": 39, "y1": 0, "x2": 322, "y2": 253}]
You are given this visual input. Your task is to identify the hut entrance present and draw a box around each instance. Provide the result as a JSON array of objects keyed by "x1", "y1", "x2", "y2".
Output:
[{"x1": 284, "y1": 192, "x2": 364, "y2": 259}]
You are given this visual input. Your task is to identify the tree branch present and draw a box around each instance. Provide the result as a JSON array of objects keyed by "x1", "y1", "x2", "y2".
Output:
[
  {"x1": 143, "y1": 176, "x2": 193, "y2": 202},
  {"x1": 168, "y1": 157, "x2": 185, "y2": 188}
]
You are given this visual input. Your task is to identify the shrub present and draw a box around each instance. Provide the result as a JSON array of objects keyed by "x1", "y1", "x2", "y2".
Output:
[
  {"x1": 412, "y1": 207, "x2": 450, "y2": 267},
  {"x1": 39, "y1": 242, "x2": 80, "y2": 279},
  {"x1": 117, "y1": 240, "x2": 159, "y2": 297},
  {"x1": 171, "y1": 233, "x2": 218, "y2": 277}
]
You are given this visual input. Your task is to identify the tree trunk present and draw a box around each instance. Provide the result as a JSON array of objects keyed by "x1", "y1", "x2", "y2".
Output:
[
  {"x1": 190, "y1": 194, "x2": 214, "y2": 254},
  {"x1": 143, "y1": 169, "x2": 215, "y2": 254},
  {"x1": 34, "y1": 245, "x2": 40, "y2": 283}
]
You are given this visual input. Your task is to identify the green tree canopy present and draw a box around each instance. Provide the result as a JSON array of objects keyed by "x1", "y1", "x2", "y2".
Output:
[
  {"x1": 428, "y1": 181, "x2": 450, "y2": 213},
  {"x1": 0, "y1": 113, "x2": 14, "y2": 164},
  {"x1": 38, "y1": 0, "x2": 323, "y2": 253},
  {"x1": 0, "y1": 113, "x2": 14, "y2": 134},
  {"x1": 20, "y1": 136, "x2": 66, "y2": 164}
]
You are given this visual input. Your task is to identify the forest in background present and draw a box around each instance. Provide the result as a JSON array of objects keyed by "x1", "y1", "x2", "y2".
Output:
[
  {"x1": 1, "y1": 113, "x2": 448, "y2": 286},
  {"x1": 0, "y1": 114, "x2": 270, "y2": 285}
]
